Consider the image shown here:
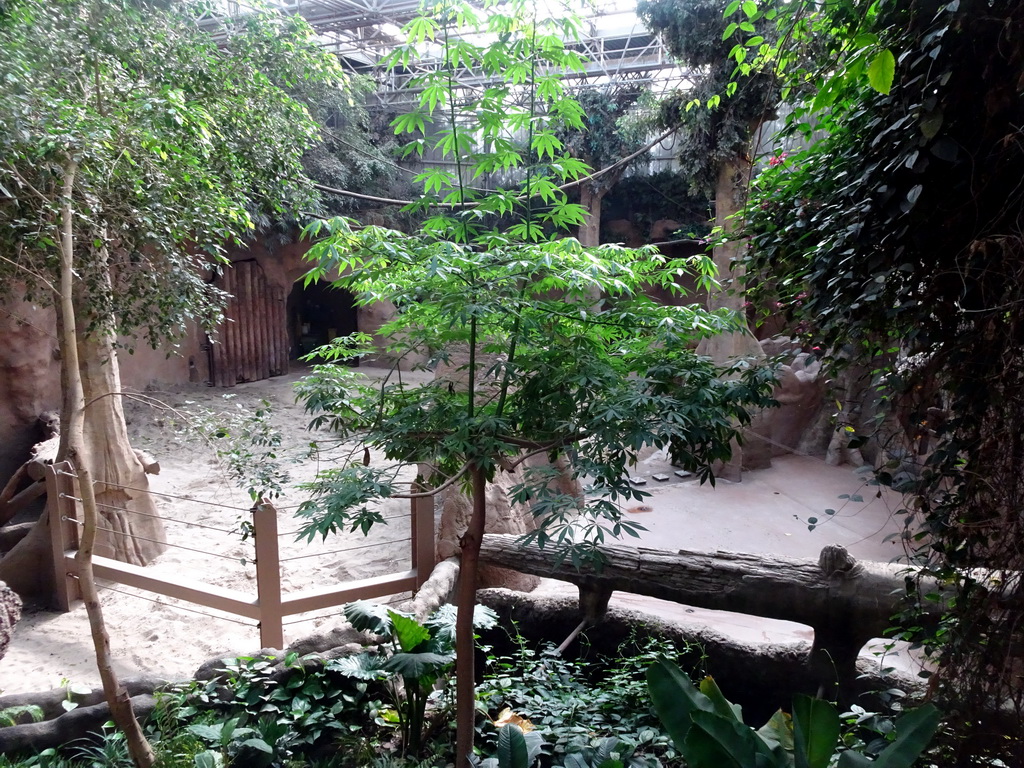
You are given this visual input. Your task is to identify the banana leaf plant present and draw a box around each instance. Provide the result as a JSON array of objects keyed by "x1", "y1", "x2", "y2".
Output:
[
  {"x1": 646, "y1": 658, "x2": 941, "y2": 768},
  {"x1": 330, "y1": 601, "x2": 497, "y2": 757}
]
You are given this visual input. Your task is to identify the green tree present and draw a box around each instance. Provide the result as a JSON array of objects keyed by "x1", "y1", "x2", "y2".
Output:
[
  {"x1": 296, "y1": 73, "x2": 399, "y2": 216},
  {"x1": 0, "y1": 1, "x2": 343, "y2": 763},
  {"x1": 637, "y1": 0, "x2": 776, "y2": 197},
  {"x1": 638, "y1": 0, "x2": 780, "y2": 478},
  {"x1": 294, "y1": 1, "x2": 776, "y2": 764},
  {"x1": 560, "y1": 86, "x2": 652, "y2": 247},
  {"x1": 739, "y1": 0, "x2": 1024, "y2": 760}
]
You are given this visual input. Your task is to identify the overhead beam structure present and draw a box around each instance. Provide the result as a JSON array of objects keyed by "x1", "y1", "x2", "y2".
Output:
[{"x1": 198, "y1": 0, "x2": 693, "y2": 108}]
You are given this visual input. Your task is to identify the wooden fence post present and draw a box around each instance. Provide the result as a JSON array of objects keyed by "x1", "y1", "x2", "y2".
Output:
[
  {"x1": 411, "y1": 490, "x2": 435, "y2": 589},
  {"x1": 253, "y1": 500, "x2": 284, "y2": 649},
  {"x1": 46, "y1": 462, "x2": 81, "y2": 611}
]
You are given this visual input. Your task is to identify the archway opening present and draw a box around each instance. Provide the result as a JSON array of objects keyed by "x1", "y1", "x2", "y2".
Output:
[{"x1": 287, "y1": 281, "x2": 358, "y2": 361}]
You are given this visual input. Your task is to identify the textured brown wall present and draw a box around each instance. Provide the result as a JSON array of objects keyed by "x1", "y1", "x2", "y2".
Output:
[{"x1": 0, "y1": 300, "x2": 61, "y2": 482}]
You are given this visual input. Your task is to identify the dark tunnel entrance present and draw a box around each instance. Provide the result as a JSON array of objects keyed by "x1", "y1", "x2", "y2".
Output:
[{"x1": 287, "y1": 281, "x2": 358, "y2": 361}]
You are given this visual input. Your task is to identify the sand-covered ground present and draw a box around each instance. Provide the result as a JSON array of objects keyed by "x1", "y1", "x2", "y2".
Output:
[
  {"x1": 1, "y1": 364, "x2": 918, "y2": 696},
  {"x1": 2, "y1": 365, "x2": 428, "y2": 695}
]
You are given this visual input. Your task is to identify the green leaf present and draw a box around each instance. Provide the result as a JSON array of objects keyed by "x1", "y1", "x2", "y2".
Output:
[
  {"x1": 683, "y1": 711, "x2": 758, "y2": 768},
  {"x1": 187, "y1": 724, "x2": 227, "y2": 743},
  {"x1": 194, "y1": 751, "x2": 222, "y2": 768},
  {"x1": 496, "y1": 723, "x2": 529, "y2": 768},
  {"x1": 792, "y1": 694, "x2": 839, "y2": 768},
  {"x1": 343, "y1": 601, "x2": 393, "y2": 635},
  {"x1": 647, "y1": 658, "x2": 714, "y2": 750},
  {"x1": 742, "y1": 1, "x2": 758, "y2": 18},
  {"x1": 920, "y1": 108, "x2": 944, "y2": 139},
  {"x1": 329, "y1": 652, "x2": 386, "y2": 680},
  {"x1": 0, "y1": 704, "x2": 44, "y2": 727},
  {"x1": 389, "y1": 610, "x2": 431, "y2": 652},
  {"x1": 755, "y1": 709, "x2": 793, "y2": 751},
  {"x1": 724, "y1": 0, "x2": 741, "y2": 18},
  {"x1": 837, "y1": 753, "x2": 873, "y2": 768},
  {"x1": 867, "y1": 49, "x2": 896, "y2": 95},
  {"x1": 871, "y1": 704, "x2": 942, "y2": 768},
  {"x1": 425, "y1": 603, "x2": 498, "y2": 646},
  {"x1": 239, "y1": 738, "x2": 273, "y2": 754},
  {"x1": 699, "y1": 676, "x2": 743, "y2": 721},
  {"x1": 382, "y1": 651, "x2": 453, "y2": 680}
]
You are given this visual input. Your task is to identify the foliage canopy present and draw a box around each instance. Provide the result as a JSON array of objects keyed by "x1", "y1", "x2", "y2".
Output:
[
  {"x1": 637, "y1": 0, "x2": 779, "y2": 195},
  {"x1": 0, "y1": 0, "x2": 342, "y2": 343},
  {"x1": 295, "y1": 0, "x2": 776, "y2": 554}
]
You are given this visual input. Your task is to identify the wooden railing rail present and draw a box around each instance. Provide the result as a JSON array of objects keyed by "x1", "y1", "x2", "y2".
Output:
[{"x1": 47, "y1": 462, "x2": 432, "y2": 648}]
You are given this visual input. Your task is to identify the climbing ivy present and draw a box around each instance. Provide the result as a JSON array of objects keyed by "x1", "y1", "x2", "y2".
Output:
[
  {"x1": 637, "y1": 0, "x2": 779, "y2": 196},
  {"x1": 742, "y1": 0, "x2": 1024, "y2": 758}
]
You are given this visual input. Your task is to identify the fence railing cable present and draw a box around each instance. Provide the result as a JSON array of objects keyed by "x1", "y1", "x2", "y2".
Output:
[
  {"x1": 277, "y1": 510, "x2": 410, "y2": 538},
  {"x1": 62, "y1": 517, "x2": 245, "y2": 562},
  {"x1": 90, "y1": 501, "x2": 241, "y2": 535},
  {"x1": 89, "y1": 480, "x2": 255, "y2": 512},
  {"x1": 48, "y1": 460, "x2": 431, "y2": 650},
  {"x1": 278, "y1": 537, "x2": 412, "y2": 563},
  {"x1": 281, "y1": 593, "x2": 411, "y2": 626},
  {"x1": 74, "y1": 575, "x2": 259, "y2": 628}
]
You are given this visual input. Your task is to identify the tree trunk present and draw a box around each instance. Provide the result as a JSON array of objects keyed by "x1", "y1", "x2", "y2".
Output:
[
  {"x1": 74, "y1": 322, "x2": 165, "y2": 565},
  {"x1": 578, "y1": 183, "x2": 604, "y2": 306},
  {"x1": 698, "y1": 155, "x2": 768, "y2": 480},
  {"x1": 0, "y1": 519, "x2": 54, "y2": 598},
  {"x1": 578, "y1": 183, "x2": 602, "y2": 249},
  {"x1": 54, "y1": 159, "x2": 156, "y2": 768},
  {"x1": 455, "y1": 466, "x2": 487, "y2": 768},
  {"x1": 70, "y1": 460, "x2": 156, "y2": 767},
  {"x1": 479, "y1": 534, "x2": 944, "y2": 701}
]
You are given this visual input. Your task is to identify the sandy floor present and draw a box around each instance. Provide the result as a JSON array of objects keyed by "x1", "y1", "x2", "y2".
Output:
[
  {"x1": 2, "y1": 366, "x2": 428, "y2": 695},
  {"x1": 0, "y1": 366, "x2": 919, "y2": 696}
]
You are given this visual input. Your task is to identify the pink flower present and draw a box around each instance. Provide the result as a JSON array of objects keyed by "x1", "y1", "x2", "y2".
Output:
[{"x1": 768, "y1": 152, "x2": 789, "y2": 167}]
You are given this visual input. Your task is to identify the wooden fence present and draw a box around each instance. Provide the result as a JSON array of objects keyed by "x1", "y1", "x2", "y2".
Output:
[
  {"x1": 209, "y1": 259, "x2": 290, "y2": 387},
  {"x1": 46, "y1": 462, "x2": 435, "y2": 648}
]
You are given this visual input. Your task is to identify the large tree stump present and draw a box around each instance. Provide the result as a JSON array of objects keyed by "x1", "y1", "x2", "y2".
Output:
[{"x1": 478, "y1": 534, "x2": 943, "y2": 700}]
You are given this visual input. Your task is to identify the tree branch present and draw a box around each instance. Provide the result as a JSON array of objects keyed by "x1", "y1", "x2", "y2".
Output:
[
  {"x1": 388, "y1": 461, "x2": 471, "y2": 499},
  {"x1": 0, "y1": 253, "x2": 59, "y2": 296},
  {"x1": 3, "y1": 162, "x2": 50, "y2": 204}
]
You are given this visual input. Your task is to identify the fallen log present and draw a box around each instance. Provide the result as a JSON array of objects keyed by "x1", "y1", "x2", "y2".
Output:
[
  {"x1": 0, "y1": 521, "x2": 34, "y2": 552},
  {"x1": 0, "y1": 676, "x2": 167, "y2": 722},
  {"x1": 476, "y1": 587, "x2": 920, "y2": 719},
  {"x1": 0, "y1": 694, "x2": 157, "y2": 754},
  {"x1": 478, "y1": 534, "x2": 945, "y2": 700},
  {"x1": 0, "y1": 465, "x2": 45, "y2": 528}
]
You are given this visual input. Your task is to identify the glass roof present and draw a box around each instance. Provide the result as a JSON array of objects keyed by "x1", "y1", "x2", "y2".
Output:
[{"x1": 199, "y1": 0, "x2": 692, "y2": 100}]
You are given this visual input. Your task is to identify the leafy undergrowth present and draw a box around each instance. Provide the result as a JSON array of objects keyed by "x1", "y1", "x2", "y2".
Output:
[
  {"x1": 0, "y1": 631, "x2": 695, "y2": 768},
  {"x1": 475, "y1": 632, "x2": 694, "y2": 767},
  {"x1": 0, "y1": 626, "x2": 942, "y2": 768}
]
